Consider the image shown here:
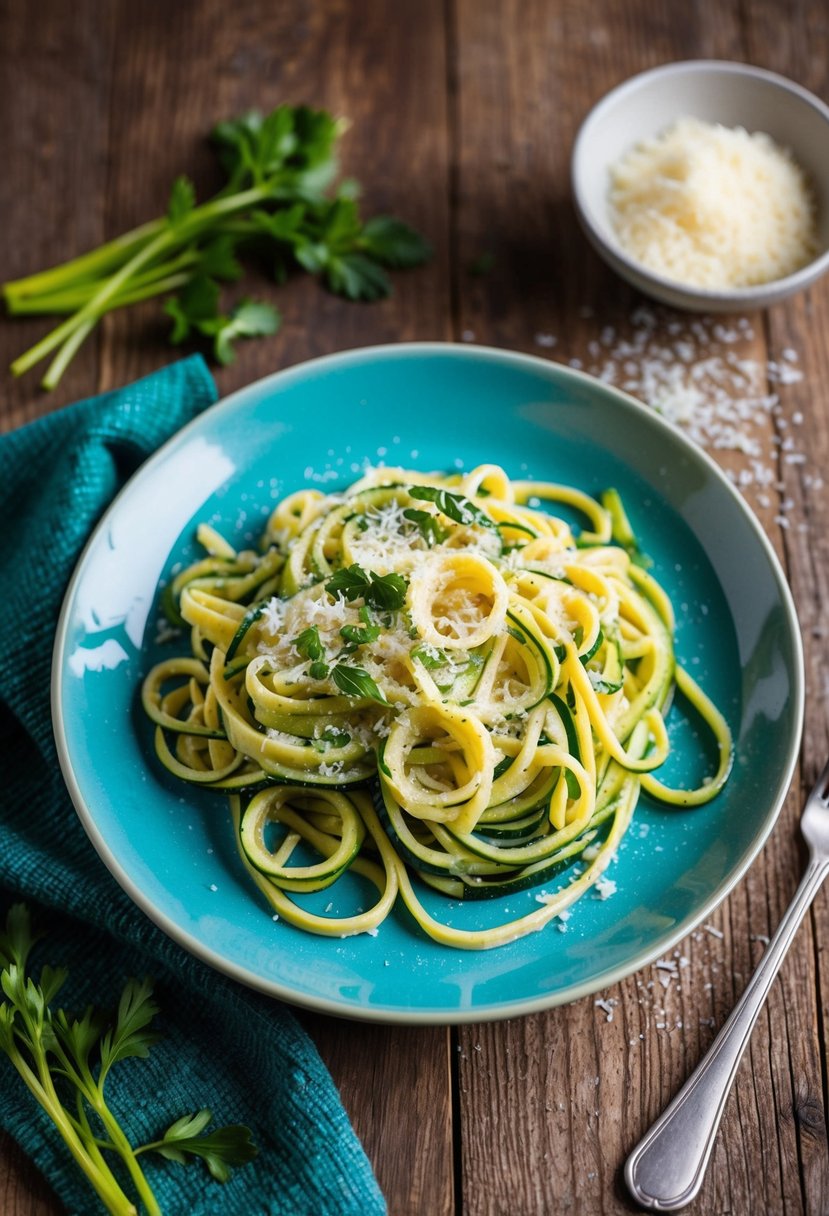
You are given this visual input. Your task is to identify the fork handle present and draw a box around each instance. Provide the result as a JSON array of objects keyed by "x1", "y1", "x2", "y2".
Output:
[{"x1": 625, "y1": 854, "x2": 829, "y2": 1211}]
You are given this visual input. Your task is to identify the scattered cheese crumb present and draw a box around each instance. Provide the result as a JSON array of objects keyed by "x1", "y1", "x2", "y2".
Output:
[{"x1": 594, "y1": 875, "x2": 617, "y2": 900}]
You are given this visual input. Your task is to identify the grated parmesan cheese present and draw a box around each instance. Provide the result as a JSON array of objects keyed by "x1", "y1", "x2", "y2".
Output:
[{"x1": 609, "y1": 117, "x2": 818, "y2": 288}]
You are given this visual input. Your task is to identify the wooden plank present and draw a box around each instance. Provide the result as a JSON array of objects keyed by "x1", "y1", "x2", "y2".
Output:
[
  {"x1": 0, "y1": 1142, "x2": 58, "y2": 1216},
  {"x1": 739, "y1": 8, "x2": 829, "y2": 1213},
  {"x1": 0, "y1": 0, "x2": 116, "y2": 424},
  {"x1": 450, "y1": 1, "x2": 828, "y2": 1213},
  {"x1": 304, "y1": 1016, "x2": 454, "y2": 1215}
]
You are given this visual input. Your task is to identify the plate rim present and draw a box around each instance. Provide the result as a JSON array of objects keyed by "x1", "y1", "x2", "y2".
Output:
[{"x1": 51, "y1": 341, "x2": 806, "y2": 1024}]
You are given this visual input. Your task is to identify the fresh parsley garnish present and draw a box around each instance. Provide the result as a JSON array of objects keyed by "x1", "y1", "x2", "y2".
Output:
[
  {"x1": 0, "y1": 905, "x2": 258, "y2": 1215},
  {"x1": 331, "y1": 663, "x2": 387, "y2": 704},
  {"x1": 294, "y1": 626, "x2": 331, "y2": 679},
  {"x1": 325, "y1": 564, "x2": 408, "y2": 612},
  {"x1": 166, "y1": 282, "x2": 280, "y2": 366},
  {"x1": 367, "y1": 571, "x2": 409, "y2": 610},
  {"x1": 340, "y1": 621, "x2": 382, "y2": 649},
  {"x1": 408, "y1": 486, "x2": 495, "y2": 530},
  {"x1": 402, "y1": 507, "x2": 447, "y2": 546},
  {"x1": 4, "y1": 104, "x2": 432, "y2": 389},
  {"x1": 325, "y1": 564, "x2": 371, "y2": 600},
  {"x1": 139, "y1": 1109, "x2": 258, "y2": 1184},
  {"x1": 294, "y1": 625, "x2": 325, "y2": 662},
  {"x1": 167, "y1": 175, "x2": 196, "y2": 225}
]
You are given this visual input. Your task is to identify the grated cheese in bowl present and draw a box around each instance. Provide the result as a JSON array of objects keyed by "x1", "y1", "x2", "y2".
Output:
[{"x1": 608, "y1": 117, "x2": 819, "y2": 290}]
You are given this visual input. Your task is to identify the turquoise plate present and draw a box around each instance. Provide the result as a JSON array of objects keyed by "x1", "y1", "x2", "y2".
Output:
[{"x1": 52, "y1": 344, "x2": 804, "y2": 1023}]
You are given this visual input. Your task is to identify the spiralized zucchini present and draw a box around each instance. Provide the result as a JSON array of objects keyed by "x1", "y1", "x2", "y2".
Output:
[{"x1": 142, "y1": 464, "x2": 733, "y2": 949}]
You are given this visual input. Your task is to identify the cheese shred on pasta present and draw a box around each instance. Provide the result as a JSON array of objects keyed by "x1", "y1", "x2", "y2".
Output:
[{"x1": 142, "y1": 464, "x2": 733, "y2": 950}]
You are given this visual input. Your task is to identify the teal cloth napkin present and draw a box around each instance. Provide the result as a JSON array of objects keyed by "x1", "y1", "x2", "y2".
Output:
[{"x1": 0, "y1": 357, "x2": 386, "y2": 1216}]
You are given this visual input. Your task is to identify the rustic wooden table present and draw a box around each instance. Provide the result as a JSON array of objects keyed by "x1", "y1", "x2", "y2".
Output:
[{"x1": 2, "y1": 1, "x2": 828, "y2": 1213}]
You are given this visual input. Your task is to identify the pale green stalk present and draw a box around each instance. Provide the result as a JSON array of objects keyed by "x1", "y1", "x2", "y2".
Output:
[{"x1": 3, "y1": 1038, "x2": 137, "y2": 1216}]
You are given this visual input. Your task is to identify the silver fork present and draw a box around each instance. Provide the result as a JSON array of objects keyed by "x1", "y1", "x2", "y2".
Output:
[{"x1": 625, "y1": 754, "x2": 829, "y2": 1211}]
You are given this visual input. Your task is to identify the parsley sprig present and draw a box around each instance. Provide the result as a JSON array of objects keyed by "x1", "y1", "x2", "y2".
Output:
[
  {"x1": 331, "y1": 663, "x2": 387, "y2": 704},
  {"x1": 408, "y1": 485, "x2": 495, "y2": 530},
  {"x1": 325, "y1": 564, "x2": 408, "y2": 611},
  {"x1": 0, "y1": 905, "x2": 257, "y2": 1215},
  {"x1": 292, "y1": 610, "x2": 388, "y2": 703},
  {"x1": 402, "y1": 507, "x2": 447, "y2": 547},
  {"x1": 294, "y1": 624, "x2": 331, "y2": 679},
  {"x1": 3, "y1": 105, "x2": 431, "y2": 388}
]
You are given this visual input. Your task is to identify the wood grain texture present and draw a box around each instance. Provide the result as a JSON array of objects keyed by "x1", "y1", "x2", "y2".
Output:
[
  {"x1": 0, "y1": 0, "x2": 116, "y2": 425},
  {"x1": 1, "y1": 1, "x2": 829, "y2": 1214},
  {"x1": 303, "y1": 1016, "x2": 455, "y2": 1215},
  {"x1": 450, "y1": 1, "x2": 829, "y2": 1214}
]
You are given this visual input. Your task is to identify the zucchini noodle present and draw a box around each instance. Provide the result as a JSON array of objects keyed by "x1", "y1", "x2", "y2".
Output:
[{"x1": 141, "y1": 464, "x2": 733, "y2": 949}]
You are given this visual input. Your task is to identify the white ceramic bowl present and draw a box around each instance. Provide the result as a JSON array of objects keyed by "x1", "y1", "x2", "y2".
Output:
[{"x1": 571, "y1": 60, "x2": 829, "y2": 312}]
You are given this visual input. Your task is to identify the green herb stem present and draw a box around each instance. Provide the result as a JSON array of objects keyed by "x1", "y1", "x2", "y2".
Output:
[
  {"x1": 5, "y1": 1043, "x2": 137, "y2": 1216},
  {"x1": 12, "y1": 184, "x2": 273, "y2": 385},
  {"x1": 93, "y1": 1101, "x2": 163, "y2": 1216},
  {"x1": 10, "y1": 227, "x2": 173, "y2": 377},
  {"x1": 2, "y1": 219, "x2": 164, "y2": 303},
  {"x1": 40, "y1": 317, "x2": 97, "y2": 389},
  {"x1": 45, "y1": 1029, "x2": 162, "y2": 1216},
  {"x1": 6, "y1": 257, "x2": 199, "y2": 315}
]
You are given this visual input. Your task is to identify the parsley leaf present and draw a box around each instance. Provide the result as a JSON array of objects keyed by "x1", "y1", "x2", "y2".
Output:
[
  {"x1": 147, "y1": 1110, "x2": 259, "y2": 1183},
  {"x1": 325, "y1": 564, "x2": 371, "y2": 600},
  {"x1": 199, "y1": 234, "x2": 244, "y2": 282},
  {"x1": 331, "y1": 663, "x2": 388, "y2": 703},
  {"x1": 97, "y1": 978, "x2": 161, "y2": 1078},
  {"x1": 164, "y1": 274, "x2": 220, "y2": 344},
  {"x1": 203, "y1": 299, "x2": 281, "y2": 366},
  {"x1": 295, "y1": 626, "x2": 330, "y2": 679},
  {"x1": 340, "y1": 622, "x2": 381, "y2": 648},
  {"x1": 325, "y1": 565, "x2": 408, "y2": 612},
  {"x1": 408, "y1": 485, "x2": 495, "y2": 529},
  {"x1": 294, "y1": 626, "x2": 325, "y2": 662},
  {"x1": 210, "y1": 105, "x2": 341, "y2": 197},
  {"x1": 360, "y1": 216, "x2": 433, "y2": 268},
  {"x1": 367, "y1": 570, "x2": 408, "y2": 610},
  {"x1": 167, "y1": 175, "x2": 196, "y2": 224},
  {"x1": 402, "y1": 507, "x2": 447, "y2": 546},
  {"x1": 325, "y1": 253, "x2": 391, "y2": 301}
]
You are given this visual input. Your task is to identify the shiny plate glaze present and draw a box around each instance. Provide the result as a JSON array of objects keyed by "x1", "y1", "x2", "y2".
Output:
[{"x1": 52, "y1": 344, "x2": 804, "y2": 1023}]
